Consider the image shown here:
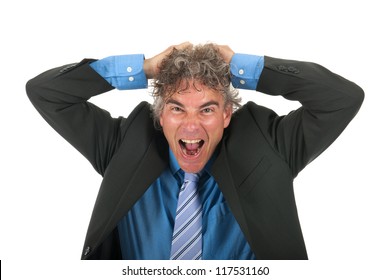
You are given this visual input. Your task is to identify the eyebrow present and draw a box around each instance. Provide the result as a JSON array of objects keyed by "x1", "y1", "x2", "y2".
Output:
[
  {"x1": 200, "y1": 101, "x2": 221, "y2": 109},
  {"x1": 165, "y1": 99, "x2": 221, "y2": 109},
  {"x1": 166, "y1": 99, "x2": 184, "y2": 107}
]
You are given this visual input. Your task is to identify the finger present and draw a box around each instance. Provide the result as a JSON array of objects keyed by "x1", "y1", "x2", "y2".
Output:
[
  {"x1": 173, "y1": 41, "x2": 193, "y2": 51},
  {"x1": 217, "y1": 45, "x2": 234, "y2": 63}
]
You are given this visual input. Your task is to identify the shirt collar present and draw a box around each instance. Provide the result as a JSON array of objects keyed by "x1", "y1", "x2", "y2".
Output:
[{"x1": 169, "y1": 148, "x2": 182, "y2": 176}]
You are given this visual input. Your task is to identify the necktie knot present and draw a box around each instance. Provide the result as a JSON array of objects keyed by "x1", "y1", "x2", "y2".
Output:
[{"x1": 184, "y1": 172, "x2": 200, "y2": 183}]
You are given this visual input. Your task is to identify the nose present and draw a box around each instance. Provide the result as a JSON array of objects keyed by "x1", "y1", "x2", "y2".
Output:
[{"x1": 182, "y1": 112, "x2": 200, "y2": 132}]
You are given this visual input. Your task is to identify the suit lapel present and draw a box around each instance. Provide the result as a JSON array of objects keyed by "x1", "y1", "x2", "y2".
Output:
[
  {"x1": 114, "y1": 130, "x2": 169, "y2": 221},
  {"x1": 211, "y1": 141, "x2": 252, "y2": 247},
  {"x1": 85, "y1": 111, "x2": 169, "y2": 252}
]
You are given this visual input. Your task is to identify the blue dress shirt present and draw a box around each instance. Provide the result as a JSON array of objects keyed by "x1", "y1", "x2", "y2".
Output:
[{"x1": 90, "y1": 52, "x2": 264, "y2": 259}]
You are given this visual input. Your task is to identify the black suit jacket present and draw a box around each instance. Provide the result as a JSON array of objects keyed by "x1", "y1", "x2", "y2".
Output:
[{"x1": 26, "y1": 56, "x2": 364, "y2": 260}]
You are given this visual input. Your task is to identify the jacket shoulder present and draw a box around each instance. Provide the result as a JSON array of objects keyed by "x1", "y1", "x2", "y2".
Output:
[
  {"x1": 230, "y1": 101, "x2": 278, "y2": 139},
  {"x1": 119, "y1": 101, "x2": 154, "y2": 137}
]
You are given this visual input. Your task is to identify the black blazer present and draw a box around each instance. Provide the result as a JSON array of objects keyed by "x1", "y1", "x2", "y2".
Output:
[{"x1": 26, "y1": 56, "x2": 364, "y2": 260}]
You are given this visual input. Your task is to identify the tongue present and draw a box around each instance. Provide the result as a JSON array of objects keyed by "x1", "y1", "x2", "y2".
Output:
[{"x1": 185, "y1": 142, "x2": 200, "y2": 151}]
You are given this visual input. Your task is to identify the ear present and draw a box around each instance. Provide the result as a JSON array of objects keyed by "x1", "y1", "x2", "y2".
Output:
[
  {"x1": 223, "y1": 105, "x2": 233, "y2": 128},
  {"x1": 159, "y1": 115, "x2": 164, "y2": 128}
]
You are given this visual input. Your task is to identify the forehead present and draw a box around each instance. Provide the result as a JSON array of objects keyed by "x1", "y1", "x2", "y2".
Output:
[{"x1": 165, "y1": 81, "x2": 224, "y2": 106}]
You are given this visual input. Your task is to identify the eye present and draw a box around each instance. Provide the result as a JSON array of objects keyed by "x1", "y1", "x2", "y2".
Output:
[
  {"x1": 171, "y1": 106, "x2": 183, "y2": 113},
  {"x1": 201, "y1": 107, "x2": 214, "y2": 114}
]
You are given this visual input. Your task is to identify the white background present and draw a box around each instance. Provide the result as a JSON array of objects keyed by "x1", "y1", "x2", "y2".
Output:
[{"x1": 1, "y1": 0, "x2": 389, "y2": 279}]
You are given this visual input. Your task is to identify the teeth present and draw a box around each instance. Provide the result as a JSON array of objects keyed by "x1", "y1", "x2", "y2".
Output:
[{"x1": 181, "y1": 139, "x2": 201, "y2": 144}]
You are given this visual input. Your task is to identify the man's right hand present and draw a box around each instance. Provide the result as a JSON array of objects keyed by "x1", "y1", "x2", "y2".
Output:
[
  {"x1": 144, "y1": 42, "x2": 193, "y2": 79},
  {"x1": 216, "y1": 45, "x2": 235, "y2": 64}
]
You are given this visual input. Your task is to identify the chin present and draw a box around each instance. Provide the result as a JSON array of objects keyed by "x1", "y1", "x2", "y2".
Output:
[{"x1": 179, "y1": 162, "x2": 205, "y2": 174}]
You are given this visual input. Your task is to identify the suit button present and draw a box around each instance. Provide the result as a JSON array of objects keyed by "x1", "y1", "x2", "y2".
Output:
[
  {"x1": 59, "y1": 64, "x2": 77, "y2": 73},
  {"x1": 288, "y1": 66, "x2": 300, "y2": 74},
  {"x1": 277, "y1": 65, "x2": 288, "y2": 72},
  {"x1": 83, "y1": 246, "x2": 91, "y2": 256}
]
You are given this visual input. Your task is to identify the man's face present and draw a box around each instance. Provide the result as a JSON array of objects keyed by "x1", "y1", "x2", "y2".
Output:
[{"x1": 160, "y1": 81, "x2": 232, "y2": 173}]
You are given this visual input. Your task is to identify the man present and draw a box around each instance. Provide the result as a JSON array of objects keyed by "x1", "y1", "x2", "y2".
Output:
[{"x1": 26, "y1": 42, "x2": 364, "y2": 260}]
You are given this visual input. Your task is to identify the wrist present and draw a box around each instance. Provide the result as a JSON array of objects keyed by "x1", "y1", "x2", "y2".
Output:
[
  {"x1": 143, "y1": 58, "x2": 155, "y2": 79},
  {"x1": 90, "y1": 54, "x2": 147, "y2": 90},
  {"x1": 230, "y1": 54, "x2": 264, "y2": 90}
]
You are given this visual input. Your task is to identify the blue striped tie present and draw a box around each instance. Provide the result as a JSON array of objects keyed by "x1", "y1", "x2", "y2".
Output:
[{"x1": 170, "y1": 172, "x2": 202, "y2": 260}]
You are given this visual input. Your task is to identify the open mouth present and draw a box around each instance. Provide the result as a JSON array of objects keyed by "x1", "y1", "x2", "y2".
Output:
[{"x1": 179, "y1": 139, "x2": 205, "y2": 157}]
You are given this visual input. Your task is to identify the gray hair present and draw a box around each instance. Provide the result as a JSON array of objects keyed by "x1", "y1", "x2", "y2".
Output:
[{"x1": 151, "y1": 43, "x2": 241, "y2": 126}]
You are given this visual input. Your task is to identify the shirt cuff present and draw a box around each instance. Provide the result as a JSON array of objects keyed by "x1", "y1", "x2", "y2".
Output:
[
  {"x1": 89, "y1": 54, "x2": 147, "y2": 90},
  {"x1": 230, "y1": 53, "x2": 264, "y2": 90}
]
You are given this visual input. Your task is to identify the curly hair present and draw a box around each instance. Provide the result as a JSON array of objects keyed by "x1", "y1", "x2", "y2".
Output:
[{"x1": 151, "y1": 43, "x2": 241, "y2": 126}]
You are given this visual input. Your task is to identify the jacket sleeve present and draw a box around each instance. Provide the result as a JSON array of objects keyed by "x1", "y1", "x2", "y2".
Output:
[
  {"x1": 253, "y1": 56, "x2": 364, "y2": 177},
  {"x1": 26, "y1": 59, "x2": 122, "y2": 176}
]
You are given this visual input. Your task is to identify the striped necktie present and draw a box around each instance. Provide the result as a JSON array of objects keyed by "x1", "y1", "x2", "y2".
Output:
[{"x1": 170, "y1": 172, "x2": 202, "y2": 260}]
